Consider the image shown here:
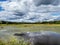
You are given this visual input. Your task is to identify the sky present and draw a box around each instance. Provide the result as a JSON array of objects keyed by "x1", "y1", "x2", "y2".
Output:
[
  {"x1": 0, "y1": 0, "x2": 6, "y2": 11},
  {"x1": 0, "y1": 0, "x2": 60, "y2": 22},
  {"x1": 0, "y1": 0, "x2": 7, "y2": 1}
]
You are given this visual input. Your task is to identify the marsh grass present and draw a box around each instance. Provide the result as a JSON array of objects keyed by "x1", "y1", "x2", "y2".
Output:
[{"x1": 0, "y1": 36, "x2": 30, "y2": 45}]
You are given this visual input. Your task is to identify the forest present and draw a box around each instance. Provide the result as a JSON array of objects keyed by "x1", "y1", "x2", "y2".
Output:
[{"x1": 0, "y1": 21, "x2": 60, "y2": 24}]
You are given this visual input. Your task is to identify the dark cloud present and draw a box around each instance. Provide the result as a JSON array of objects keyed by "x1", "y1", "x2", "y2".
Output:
[{"x1": 33, "y1": 0, "x2": 60, "y2": 6}]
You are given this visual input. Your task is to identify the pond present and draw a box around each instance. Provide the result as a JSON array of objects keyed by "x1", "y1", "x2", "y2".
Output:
[{"x1": 0, "y1": 24, "x2": 60, "y2": 40}]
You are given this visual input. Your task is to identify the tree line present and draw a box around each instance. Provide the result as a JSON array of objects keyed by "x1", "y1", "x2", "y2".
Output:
[{"x1": 0, "y1": 21, "x2": 60, "y2": 24}]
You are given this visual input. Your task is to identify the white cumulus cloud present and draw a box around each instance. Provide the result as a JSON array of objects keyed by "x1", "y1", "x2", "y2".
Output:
[{"x1": 0, "y1": 0, "x2": 60, "y2": 22}]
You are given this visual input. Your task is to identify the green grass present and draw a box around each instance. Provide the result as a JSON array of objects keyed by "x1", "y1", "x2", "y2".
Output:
[{"x1": 0, "y1": 24, "x2": 60, "y2": 32}]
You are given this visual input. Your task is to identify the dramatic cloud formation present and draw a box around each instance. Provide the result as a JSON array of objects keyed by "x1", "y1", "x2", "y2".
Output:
[{"x1": 0, "y1": 0, "x2": 60, "y2": 22}]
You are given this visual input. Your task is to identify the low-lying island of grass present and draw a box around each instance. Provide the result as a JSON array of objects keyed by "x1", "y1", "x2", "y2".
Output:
[{"x1": 0, "y1": 24, "x2": 60, "y2": 32}]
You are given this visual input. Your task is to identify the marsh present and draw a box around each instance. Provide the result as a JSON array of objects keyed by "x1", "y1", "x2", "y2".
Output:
[{"x1": 14, "y1": 31, "x2": 60, "y2": 45}]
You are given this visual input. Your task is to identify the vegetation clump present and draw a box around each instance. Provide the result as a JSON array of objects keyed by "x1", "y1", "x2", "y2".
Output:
[{"x1": 0, "y1": 36, "x2": 30, "y2": 45}]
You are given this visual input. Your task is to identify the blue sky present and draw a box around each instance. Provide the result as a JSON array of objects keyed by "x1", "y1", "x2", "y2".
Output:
[
  {"x1": 0, "y1": 0, "x2": 6, "y2": 11},
  {"x1": 0, "y1": 0, "x2": 60, "y2": 22},
  {"x1": 0, "y1": 0, "x2": 7, "y2": 1},
  {"x1": 0, "y1": 6, "x2": 4, "y2": 11}
]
